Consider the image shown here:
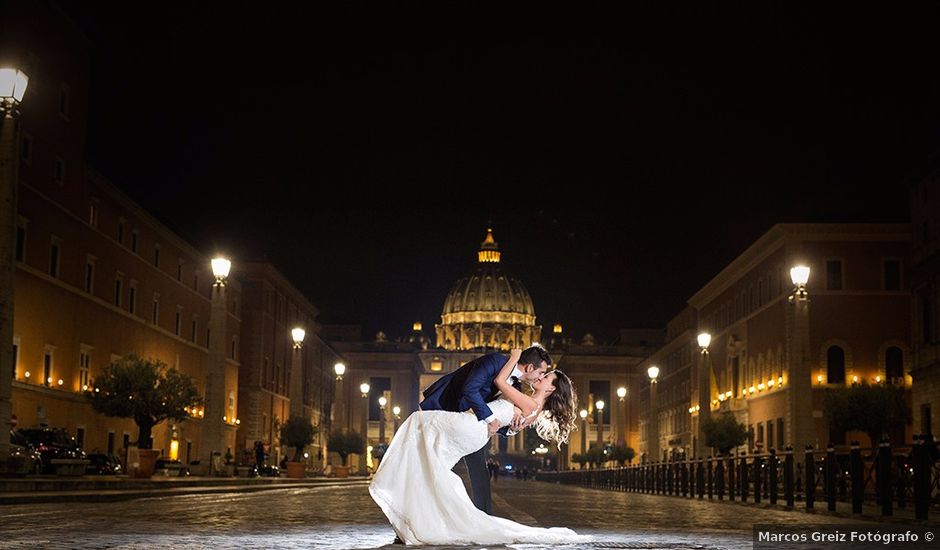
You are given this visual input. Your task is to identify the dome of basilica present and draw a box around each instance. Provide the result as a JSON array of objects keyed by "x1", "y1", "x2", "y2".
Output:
[{"x1": 435, "y1": 229, "x2": 541, "y2": 351}]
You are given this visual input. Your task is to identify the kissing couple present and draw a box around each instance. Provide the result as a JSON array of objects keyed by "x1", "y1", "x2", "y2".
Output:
[{"x1": 369, "y1": 345, "x2": 591, "y2": 545}]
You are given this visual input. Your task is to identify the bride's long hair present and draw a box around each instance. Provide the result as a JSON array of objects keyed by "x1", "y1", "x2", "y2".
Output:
[{"x1": 533, "y1": 370, "x2": 578, "y2": 448}]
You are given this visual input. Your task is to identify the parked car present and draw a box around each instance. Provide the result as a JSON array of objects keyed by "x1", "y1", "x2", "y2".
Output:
[
  {"x1": 16, "y1": 428, "x2": 86, "y2": 474},
  {"x1": 85, "y1": 453, "x2": 123, "y2": 475},
  {"x1": 9, "y1": 430, "x2": 41, "y2": 475}
]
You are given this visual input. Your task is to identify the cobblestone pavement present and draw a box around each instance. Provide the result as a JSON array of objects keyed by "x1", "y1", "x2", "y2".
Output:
[{"x1": 0, "y1": 478, "x2": 879, "y2": 550}]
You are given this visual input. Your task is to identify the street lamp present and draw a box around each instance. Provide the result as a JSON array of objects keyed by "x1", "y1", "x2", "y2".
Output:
[
  {"x1": 696, "y1": 332, "x2": 711, "y2": 458},
  {"x1": 392, "y1": 405, "x2": 401, "y2": 435},
  {"x1": 787, "y1": 264, "x2": 813, "y2": 449},
  {"x1": 616, "y1": 386, "x2": 627, "y2": 448},
  {"x1": 647, "y1": 365, "x2": 660, "y2": 464},
  {"x1": 788, "y1": 265, "x2": 810, "y2": 303},
  {"x1": 211, "y1": 257, "x2": 231, "y2": 286},
  {"x1": 595, "y1": 400, "x2": 605, "y2": 446},
  {"x1": 334, "y1": 362, "x2": 345, "y2": 381},
  {"x1": 359, "y1": 382, "x2": 370, "y2": 474},
  {"x1": 289, "y1": 327, "x2": 306, "y2": 417},
  {"x1": 0, "y1": 67, "x2": 29, "y2": 461},
  {"x1": 203, "y1": 256, "x2": 231, "y2": 475},
  {"x1": 579, "y1": 408, "x2": 588, "y2": 463},
  {"x1": 378, "y1": 396, "x2": 388, "y2": 444}
]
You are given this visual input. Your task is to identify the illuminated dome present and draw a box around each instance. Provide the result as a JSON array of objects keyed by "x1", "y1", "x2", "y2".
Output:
[{"x1": 435, "y1": 229, "x2": 542, "y2": 351}]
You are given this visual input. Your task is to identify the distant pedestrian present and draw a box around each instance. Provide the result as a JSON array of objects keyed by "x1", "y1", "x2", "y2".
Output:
[
  {"x1": 254, "y1": 440, "x2": 265, "y2": 474},
  {"x1": 522, "y1": 467, "x2": 529, "y2": 481}
]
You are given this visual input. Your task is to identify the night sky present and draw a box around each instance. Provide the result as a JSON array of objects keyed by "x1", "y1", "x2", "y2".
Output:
[{"x1": 57, "y1": 3, "x2": 937, "y2": 343}]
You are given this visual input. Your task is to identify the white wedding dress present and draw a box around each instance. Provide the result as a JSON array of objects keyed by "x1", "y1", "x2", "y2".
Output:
[{"x1": 369, "y1": 398, "x2": 588, "y2": 546}]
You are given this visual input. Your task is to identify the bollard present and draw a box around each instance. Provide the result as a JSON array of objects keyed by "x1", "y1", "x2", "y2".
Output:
[
  {"x1": 912, "y1": 435, "x2": 929, "y2": 521},
  {"x1": 825, "y1": 444, "x2": 836, "y2": 512},
  {"x1": 714, "y1": 455, "x2": 723, "y2": 500},
  {"x1": 850, "y1": 442, "x2": 863, "y2": 514},
  {"x1": 740, "y1": 450, "x2": 749, "y2": 502},
  {"x1": 784, "y1": 445, "x2": 794, "y2": 508},
  {"x1": 769, "y1": 448, "x2": 778, "y2": 505},
  {"x1": 804, "y1": 445, "x2": 815, "y2": 510},
  {"x1": 695, "y1": 458, "x2": 711, "y2": 499},
  {"x1": 728, "y1": 451, "x2": 736, "y2": 501},
  {"x1": 754, "y1": 451, "x2": 762, "y2": 504},
  {"x1": 895, "y1": 453, "x2": 906, "y2": 509},
  {"x1": 877, "y1": 438, "x2": 892, "y2": 516}
]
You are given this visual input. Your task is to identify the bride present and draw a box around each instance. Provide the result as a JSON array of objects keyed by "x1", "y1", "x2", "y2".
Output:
[{"x1": 369, "y1": 348, "x2": 589, "y2": 545}]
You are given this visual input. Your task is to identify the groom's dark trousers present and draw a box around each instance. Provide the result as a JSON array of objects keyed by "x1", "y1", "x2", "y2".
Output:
[{"x1": 420, "y1": 352, "x2": 517, "y2": 515}]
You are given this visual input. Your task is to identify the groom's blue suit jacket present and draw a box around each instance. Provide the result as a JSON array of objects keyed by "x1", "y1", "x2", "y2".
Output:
[{"x1": 420, "y1": 352, "x2": 518, "y2": 437}]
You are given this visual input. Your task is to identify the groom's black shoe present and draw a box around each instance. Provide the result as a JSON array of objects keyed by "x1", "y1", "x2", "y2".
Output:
[{"x1": 393, "y1": 536, "x2": 404, "y2": 544}]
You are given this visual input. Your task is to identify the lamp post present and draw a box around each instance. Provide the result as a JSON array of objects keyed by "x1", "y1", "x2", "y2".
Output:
[
  {"x1": 616, "y1": 386, "x2": 627, "y2": 447},
  {"x1": 289, "y1": 327, "x2": 305, "y2": 418},
  {"x1": 392, "y1": 405, "x2": 401, "y2": 435},
  {"x1": 378, "y1": 395, "x2": 388, "y2": 444},
  {"x1": 0, "y1": 67, "x2": 28, "y2": 461},
  {"x1": 787, "y1": 265, "x2": 813, "y2": 449},
  {"x1": 359, "y1": 382, "x2": 370, "y2": 474},
  {"x1": 203, "y1": 256, "x2": 231, "y2": 475},
  {"x1": 579, "y1": 409, "x2": 588, "y2": 465},
  {"x1": 648, "y1": 365, "x2": 660, "y2": 463},
  {"x1": 696, "y1": 332, "x2": 712, "y2": 457},
  {"x1": 595, "y1": 400, "x2": 606, "y2": 447}
]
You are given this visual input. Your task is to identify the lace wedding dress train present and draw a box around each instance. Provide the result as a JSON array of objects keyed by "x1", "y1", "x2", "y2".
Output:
[{"x1": 369, "y1": 398, "x2": 589, "y2": 545}]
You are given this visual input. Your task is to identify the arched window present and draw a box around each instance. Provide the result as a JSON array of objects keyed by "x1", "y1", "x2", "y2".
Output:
[
  {"x1": 885, "y1": 347, "x2": 904, "y2": 383},
  {"x1": 827, "y1": 346, "x2": 846, "y2": 385}
]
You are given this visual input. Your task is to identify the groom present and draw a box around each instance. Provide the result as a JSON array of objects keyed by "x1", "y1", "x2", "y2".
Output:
[{"x1": 420, "y1": 345, "x2": 552, "y2": 514}]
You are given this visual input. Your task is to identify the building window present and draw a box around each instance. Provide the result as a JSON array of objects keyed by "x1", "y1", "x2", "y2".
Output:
[
  {"x1": 175, "y1": 309, "x2": 182, "y2": 336},
  {"x1": 54, "y1": 157, "x2": 65, "y2": 185},
  {"x1": 114, "y1": 274, "x2": 123, "y2": 307},
  {"x1": 883, "y1": 260, "x2": 901, "y2": 291},
  {"x1": 21, "y1": 133, "x2": 32, "y2": 165},
  {"x1": 58, "y1": 83, "x2": 70, "y2": 119},
  {"x1": 79, "y1": 346, "x2": 91, "y2": 390},
  {"x1": 128, "y1": 281, "x2": 137, "y2": 314},
  {"x1": 826, "y1": 260, "x2": 843, "y2": 290},
  {"x1": 153, "y1": 245, "x2": 161, "y2": 268},
  {"x1": 757, "y1": 423, "x2": 764, "y2": 445},
  {"x1": 766, "y1": 420, "x2": 774, "y2": 450},
  {"x1": 230, "y1": 337, "x2": 237, "y2": 360},
  {"x1": 430, "y1": 360, "x2": 443, "y2": 372},
  {"x1": 193, "y1": 273, "x2": 199, "y2": 292},
  {"x1": 49, "y1": 239, "x2": 60, "y2": 278},
  {"x1": 84, "y1": 256, "x2": 95, "y2": 293},
  {"x1": 131, "y1": 229, "x2": 139, "y2": 254},
  {"x1": 15, "y1": 223, "x2": 25, "y2": 262},
  {"x1": 152, "y1": 294, "x2": 160, "y2": 325},
  {"x1": 177, "y1": 258, "x2": 183, "y2": 281},
  {"x1": 43, "y1": 349, "x2": 53, "y2": 386},
  {"x1": 885, "y1": 347, "x2": 904, "y2": 383},
  {"x1": 191, "y1": 316, "x2": 198, "y2": 343},
  {"x1": 117, "y1": 219, "x2": 125, "y2": 245},
  {"x1": 777, "y1": 418, "x2": 785, "y2": 449},
  {"x1": 89, "y1": 201, "x2": 99, "y2": 227},
  {"x1": 826, "y1": 346, "x2": 846, "y2": 385}
]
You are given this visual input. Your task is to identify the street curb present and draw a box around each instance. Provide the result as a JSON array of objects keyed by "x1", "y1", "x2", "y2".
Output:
[{"x1": 0, "y1": 478, "x2": 369, "y2": 505}]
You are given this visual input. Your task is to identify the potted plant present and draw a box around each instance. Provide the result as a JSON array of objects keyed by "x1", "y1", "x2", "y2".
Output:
[
  {"x1": 86, "y1": 355, "x2": 202, "y2": 478},
  {"x1": 327, "y1": 430, "x2": 365, "y2": 478},
  {"x1": 281, "y1": 415, "x2": 318, "y2": 478}
]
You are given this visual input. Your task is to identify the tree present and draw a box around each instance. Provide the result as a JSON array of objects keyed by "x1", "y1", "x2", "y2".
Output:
[
  {"x1": 571, "y1": 453, "x2": 588, "y2": 469},
  {"x1": 327, "y1": 430, "x2": 365, "y2": 466},
  {"x1": 701, "y1": 413, "x2": 748, "y2": 455},
  {"x1": 824, "y1": 382, "x2": 911, "y2": 447},
  {"x1": 586, "y1": 443, "x2": 607, "y2": 468},
  {"x1": 86, "y1": 355, "x2": 201, "y2": 450},
  {"x1": 610, "y1": 444, "x2": 636, "y2": 466},
  {"x1": 281, "y1": 415, "x2": 319, "y2": 461}
]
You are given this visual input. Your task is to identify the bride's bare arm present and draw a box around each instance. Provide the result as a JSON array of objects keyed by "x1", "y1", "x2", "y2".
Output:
[{"x1": 495, "y1": 349, "x2": 539, "y2": 417}]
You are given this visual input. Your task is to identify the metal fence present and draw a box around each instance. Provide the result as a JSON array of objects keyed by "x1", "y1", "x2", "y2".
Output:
[{"x1": 536, "y1": 435, "x2": 940, "y2": 520}]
